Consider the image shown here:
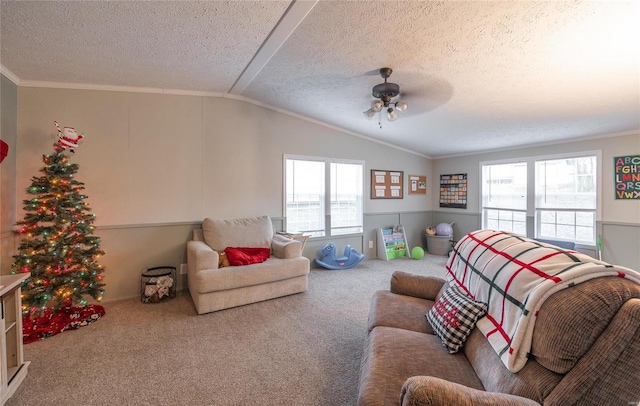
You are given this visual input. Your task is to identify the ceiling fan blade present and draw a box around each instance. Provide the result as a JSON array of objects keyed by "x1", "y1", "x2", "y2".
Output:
[{"x1": 363, "y1": 68, "x2": 382, "y2": 76}]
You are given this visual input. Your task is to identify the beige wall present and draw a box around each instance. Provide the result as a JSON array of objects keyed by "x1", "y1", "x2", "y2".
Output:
[
  {"x1": 14, "y1": 86, "x2": 431, "y2": 301},
  {"x1": 17, "y1": 88, "x2": 431, "y2": 225},
  {"x1": 0, "y1": 75, "x2": 18, "y2": 275},
  {"x1": 8, "y1": 84, "x2": 639, "y2": 301}
]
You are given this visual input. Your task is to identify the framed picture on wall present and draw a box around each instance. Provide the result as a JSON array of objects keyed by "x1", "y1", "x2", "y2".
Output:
[
  {"x1": 408, "y1": 175, "x2": 427, "y2": 195},
  {"x1": 439, "y1": 173, "x2": 467, "y2": 208},
  {"x1": 371, "y1": 170, "x2": 404, "y2": 199}
]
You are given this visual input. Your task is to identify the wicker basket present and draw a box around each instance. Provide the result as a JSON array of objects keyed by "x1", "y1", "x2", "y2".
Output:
[{"x1": 140, "y1": 266, "x2": 176, "y2": 303}]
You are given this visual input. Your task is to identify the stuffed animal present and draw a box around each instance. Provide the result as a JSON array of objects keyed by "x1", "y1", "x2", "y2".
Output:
[{"x1": 218, "y1": 251, "x2": 230, "y2": 268}]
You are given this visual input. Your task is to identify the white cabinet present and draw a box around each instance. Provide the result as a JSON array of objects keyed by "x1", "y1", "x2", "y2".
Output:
[{"x1": 1, "y1": 274, "x2": 30, "y2": 405}]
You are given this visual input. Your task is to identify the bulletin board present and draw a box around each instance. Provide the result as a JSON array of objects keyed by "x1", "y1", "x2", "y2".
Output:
[
  {"x1": 439, "y1": 173, "x2": 467, "y2": 208},
  {"x1": 408, "y1": 175, "x2": 427, "y2": 195},
  {"x1": 371, "y1": 170, "x2": 404, "y2": 199},
  {"x1": 614, "y1": 155, "x2": 640, "y2": 200}
]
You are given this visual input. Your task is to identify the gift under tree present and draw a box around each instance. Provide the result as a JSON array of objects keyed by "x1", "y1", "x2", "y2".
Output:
[{"x1": 12, "y1": 121, "x2": 106, "y2": 343}]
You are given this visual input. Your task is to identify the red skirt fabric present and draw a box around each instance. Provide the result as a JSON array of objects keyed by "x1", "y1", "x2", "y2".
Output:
[{"x1": 22, "y1": 304, "x2": 106, "y2": 344}]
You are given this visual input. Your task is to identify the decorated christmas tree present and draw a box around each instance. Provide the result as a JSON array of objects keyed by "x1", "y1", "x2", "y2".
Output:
[{"x1": 12, "y1": 122, "x2": 106, "y2": 341}]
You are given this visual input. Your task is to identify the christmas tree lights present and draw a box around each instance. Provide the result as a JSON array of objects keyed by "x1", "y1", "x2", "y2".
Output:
[{"x1": 12, "y1": 140, "x2": 105, "y2": 317}]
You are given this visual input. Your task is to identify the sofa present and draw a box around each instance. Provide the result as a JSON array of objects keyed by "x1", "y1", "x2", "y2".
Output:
[
  {"x1": 358, "y1": 230, "x2": 640, "y2": 406},
  {"x1": 187, "y1": 216, "x2": 310, "y2": 314}
]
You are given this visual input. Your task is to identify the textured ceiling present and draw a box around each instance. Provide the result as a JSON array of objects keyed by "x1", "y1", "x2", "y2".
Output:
[{"x1": 1, "y1": 0, "x2": 638, "y2": 157}]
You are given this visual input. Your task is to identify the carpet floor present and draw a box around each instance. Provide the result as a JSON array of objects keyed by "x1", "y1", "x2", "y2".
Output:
[{"x1": 7, "y1": 255, "x2": 448, "y2": 406}]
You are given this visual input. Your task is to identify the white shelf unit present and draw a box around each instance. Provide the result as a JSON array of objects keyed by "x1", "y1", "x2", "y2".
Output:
[
  {"x1": 377, "y1": 225, "x2": 411, "y2": 261},
  {"x1": 1, "y1": 274, "x2": 30, "y2": 405}
]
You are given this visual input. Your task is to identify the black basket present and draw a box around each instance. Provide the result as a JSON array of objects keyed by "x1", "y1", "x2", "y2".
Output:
[{"x1": 140, "y1": 266, "x2": 176, "y2": 303}]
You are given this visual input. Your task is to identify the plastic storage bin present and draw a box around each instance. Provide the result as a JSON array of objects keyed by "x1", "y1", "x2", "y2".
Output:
[
  {"x1": 426, "y1": 234, "x2": 452, "y2": 256},
  {"x1": 140, "y1": 266, "x2": 176, "y2": 303}
]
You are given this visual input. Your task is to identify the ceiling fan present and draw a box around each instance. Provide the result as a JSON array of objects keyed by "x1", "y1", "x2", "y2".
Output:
[{"x1": 363, "y1": 68, "x2": 409, "y2": 125}]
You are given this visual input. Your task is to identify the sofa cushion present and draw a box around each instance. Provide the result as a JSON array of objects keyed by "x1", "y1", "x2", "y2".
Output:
[
  {"x1": 367, "y1": 290, "x2": 435, "y2": 334},
  {"x1": 427, "y1": 285, "x2": 487, "y2": 354},
  {"x1": 531, "y1": 276, "x2": 640, "y2": 374},
  {"x1": 390, "y1": 271, "x2": 446, "y2": 300},
  {"x1": 463, "y1": 328, "x2": 561, "y2": 403},
  {"x1": 271, "y1": 234, "x2": 302, "y2": 259},
  {"x1": 357, "y1": 326, "x2": 484, "y2": 406},
  {"x1": 194, "y1": 257, "x2": 309, "y2": 294},
  {"x1": 400, "y1": 376, "x2": 542, "y2": 406},
  {"x1": 202, "y1": 216, "x2": 273, "y2": 251}
]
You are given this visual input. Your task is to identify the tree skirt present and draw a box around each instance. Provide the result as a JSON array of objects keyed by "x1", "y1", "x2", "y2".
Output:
[{"x1": 23, "y1": 304, "x2": 106, "y2": 344}]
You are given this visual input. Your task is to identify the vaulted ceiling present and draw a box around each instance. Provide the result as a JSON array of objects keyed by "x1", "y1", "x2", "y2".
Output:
[{"x1": 1, "y1": 1, "x2": 638, "y2": 158}]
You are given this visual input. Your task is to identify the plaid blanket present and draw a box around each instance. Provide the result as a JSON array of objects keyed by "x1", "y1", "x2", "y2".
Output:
[{"x1": 446, "y1": 230, "x2": 640, "y2": 373}]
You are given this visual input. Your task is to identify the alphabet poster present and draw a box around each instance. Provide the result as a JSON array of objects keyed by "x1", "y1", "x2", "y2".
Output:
[{"x1": 614, "y1": 155, "x2": 640, "y2": 200}]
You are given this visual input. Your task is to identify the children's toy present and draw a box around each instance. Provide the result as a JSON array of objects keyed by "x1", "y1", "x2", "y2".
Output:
[
  {"x1": 436, "y1": 222, "x2": 454, "y2": 236},
  {"x1": 411, "y1": 246, "x2": 425, "y2": 260},
  {"x1": 218, "y1": 251, "x2": 230, "y2": 267},
  {"x1": 315, "y1": 242, "x2": 365, "y2": 270}
]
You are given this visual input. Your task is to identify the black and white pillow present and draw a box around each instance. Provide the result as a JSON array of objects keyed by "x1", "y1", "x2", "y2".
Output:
[{"x1": 426, "y1": 285, "x2": 487, "y2": 354}]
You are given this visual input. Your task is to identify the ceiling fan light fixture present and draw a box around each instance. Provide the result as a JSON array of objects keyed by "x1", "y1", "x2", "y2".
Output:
[
  {"x1": 387, "y1": 108, "x2": 398, "y2": 122},
  {"x1": 371, "y1": 100, "x2": 384, "y2": 112},
  {"x1": 365, "y1": 67, "x2": 408, "y2": 125},
  {"x1": 363, "y1": 109, "x2": 375, "y2": 120},
  {"x1": 394, "y1": 101, "x2": 409, "y2": 113}
]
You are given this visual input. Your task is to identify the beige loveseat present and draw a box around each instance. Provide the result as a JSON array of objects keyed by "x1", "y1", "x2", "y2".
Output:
[
  {"x1": 187, "y1": 216, "x2": 310, "y2": 314},
  {"x1": 358, "y1": 237, "x2": 640, "y2": 405}
]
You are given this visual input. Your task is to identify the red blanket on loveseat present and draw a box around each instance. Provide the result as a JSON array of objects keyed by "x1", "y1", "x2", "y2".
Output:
[{"x1": 224, "y1": 247, "x2": 271, "y2": 266}]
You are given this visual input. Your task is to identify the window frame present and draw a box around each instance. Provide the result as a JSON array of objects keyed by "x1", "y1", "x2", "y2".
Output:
[
  {"x1": 480, "y1": 160, "x2": 529, "y2": 235},
  {"x1": 283, "y1": 154, "x2": 364, "y2": 238},
  {"x1": 480, "y1": 150, "x2": 601, "y2": 246}
]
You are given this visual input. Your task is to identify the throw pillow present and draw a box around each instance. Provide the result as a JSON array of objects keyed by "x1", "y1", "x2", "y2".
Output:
[
  {"x1": 202, "y1": 216, "x2": 273, "y2": 251},
  {"x1": 426, "y1": 285, "x2": 487, "y2": 354}
]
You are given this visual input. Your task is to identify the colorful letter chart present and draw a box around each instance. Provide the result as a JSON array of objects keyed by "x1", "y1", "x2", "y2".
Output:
[
  {"x1": 439, "y1": 173, "x2": 467, "y2": 208},
  {"x1": 614, "y1": 155, "x2": 640, "y2": 200}
]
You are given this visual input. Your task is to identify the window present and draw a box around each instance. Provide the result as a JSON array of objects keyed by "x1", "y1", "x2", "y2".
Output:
[
  {"x1": 330, "y1": 162, "x2": 363, "y2": 235},
  {"x1": 481, "y1": 162, "x2": 527, "y2": 235},
  {"x1": 285, "y1": 159, "x2": 325, "y2": 236},
  {"x1": 535, "y1": 156, "x2": 597, "y2": 244},
  {"x1": 285, "y1": 156, "x2": 363, "y2": 237},
  {"x1": 481, "y1": 152, "x2": 599, "y2": 245}
]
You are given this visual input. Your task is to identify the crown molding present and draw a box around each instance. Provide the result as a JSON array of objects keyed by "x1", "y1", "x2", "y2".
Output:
[{"x1": 0, "y1": 64, "x2": 20, "y2": 85}]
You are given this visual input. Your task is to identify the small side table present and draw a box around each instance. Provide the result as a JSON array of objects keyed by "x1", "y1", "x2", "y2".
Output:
[{"x1": 1, "y1": 273, "x2": 30, "y2": 405}]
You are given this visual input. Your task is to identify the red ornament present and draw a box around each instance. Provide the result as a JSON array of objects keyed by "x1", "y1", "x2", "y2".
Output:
[{"x1": 0, "y1": 140, "x2": 8, "y2": 163}]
